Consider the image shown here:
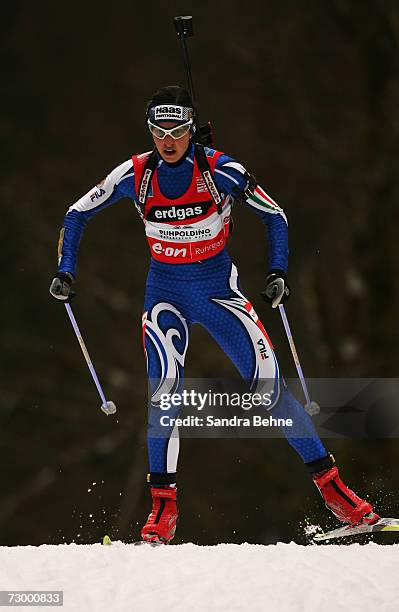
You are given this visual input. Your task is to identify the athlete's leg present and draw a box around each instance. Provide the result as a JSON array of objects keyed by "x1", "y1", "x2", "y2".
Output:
[
  {"x1": 140, "y1": 294, "x2": 190, "y2": 544},
  {"x1": 198, "y1": 262, "x2": 327, "y2": 464},
  {"x1": 143, "y1": 297, "x2": 190, "y2": 486},
  {"x1": 196, "y1": 261, "x2": 378, "y2": 525}
]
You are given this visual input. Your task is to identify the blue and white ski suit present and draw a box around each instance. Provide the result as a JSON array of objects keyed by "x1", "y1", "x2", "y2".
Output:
[{"x1": 57, "y1": 143, "x2": 327, "y2": 482}]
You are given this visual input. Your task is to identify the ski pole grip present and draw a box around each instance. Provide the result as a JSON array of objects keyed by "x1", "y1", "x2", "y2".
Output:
[{"x1": 174, "y1": 16, "x2": 193, "y2": 38}]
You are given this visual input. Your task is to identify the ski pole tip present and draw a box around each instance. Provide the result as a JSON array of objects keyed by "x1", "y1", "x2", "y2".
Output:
[
  {"x1": 305, "y1": 401, "x2": 320, "y2": 416},
  {"x1": 101, "y1": 401, "x2": 117, "y2": 415}
]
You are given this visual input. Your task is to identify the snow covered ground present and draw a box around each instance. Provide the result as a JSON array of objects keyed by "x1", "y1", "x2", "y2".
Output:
[{"x1": 0, "y1": 541, "x2": 398, "y2": 612}]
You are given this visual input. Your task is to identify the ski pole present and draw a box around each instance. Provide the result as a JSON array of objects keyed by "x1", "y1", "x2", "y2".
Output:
[
  {"x1": 64, "y1": 302, "x2": 116, "y2": 416},
  {"x1": 278, "y1": 304, "x2": 320, "y2": 416}
]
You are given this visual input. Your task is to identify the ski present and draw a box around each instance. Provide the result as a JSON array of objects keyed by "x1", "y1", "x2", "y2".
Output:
[
  {"x1": 102, "y1": 534, "x2": 165, "y2": 547},
  {"x1": 313, "y1": 517, "x2": 399, "y2": 541},
  {"x1": 132, "y1": 540, "x2": 164, "y2": 547}
]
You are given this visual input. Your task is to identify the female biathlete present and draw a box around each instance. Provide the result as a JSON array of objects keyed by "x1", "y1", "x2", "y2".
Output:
[{"x1": 50, "y1": 86, "x2": 378, "y2": 544}]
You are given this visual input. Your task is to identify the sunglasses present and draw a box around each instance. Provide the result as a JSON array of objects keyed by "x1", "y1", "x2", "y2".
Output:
[{"x1": 147, "y1": 119, "x2": 193, "y2": 140}]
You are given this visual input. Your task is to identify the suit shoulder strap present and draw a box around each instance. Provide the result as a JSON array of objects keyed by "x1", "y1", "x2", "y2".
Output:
[
  {"x1": 194, "y1": 144, "x2": 223, "y2": 215},
  {"x1": 136, "y1": 148, "x2": 158, "y2": 216}
]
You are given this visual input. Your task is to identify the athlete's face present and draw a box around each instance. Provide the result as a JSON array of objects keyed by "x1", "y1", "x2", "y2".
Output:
[{"x1": 152, "y1": 121, "x2": 191, "y2": 163}]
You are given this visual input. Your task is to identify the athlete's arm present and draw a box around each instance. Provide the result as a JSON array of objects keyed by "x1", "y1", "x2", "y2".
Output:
[
  {"x1": 57, "y1": 159, "x2": 135, "y2": 277},
  {"x1": 212, "y1": 152, "x2": 289, "y2": 273}
]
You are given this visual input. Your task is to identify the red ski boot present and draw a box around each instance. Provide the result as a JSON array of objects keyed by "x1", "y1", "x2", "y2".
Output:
[
  {"x1": 313, "y1": 466, "x2": 379, "y2": 526},
  {"x1": 141, "y1": 487, "x2": 178, "y2": 544}
]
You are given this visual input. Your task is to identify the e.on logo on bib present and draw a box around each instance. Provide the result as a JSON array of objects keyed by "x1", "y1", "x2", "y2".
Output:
[{"x1": 151, "y1": 242, "x2": 188, "y2": 258}]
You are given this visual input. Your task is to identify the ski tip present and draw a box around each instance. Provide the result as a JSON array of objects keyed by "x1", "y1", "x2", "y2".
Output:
[{"x1": 102, "y1": 535, "x2": 112, "y2": 545}]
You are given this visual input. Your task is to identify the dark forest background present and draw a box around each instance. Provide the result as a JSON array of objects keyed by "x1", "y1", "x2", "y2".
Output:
[{"x1": 1, "y1": 0, "x2": 399, "y2": 546}]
